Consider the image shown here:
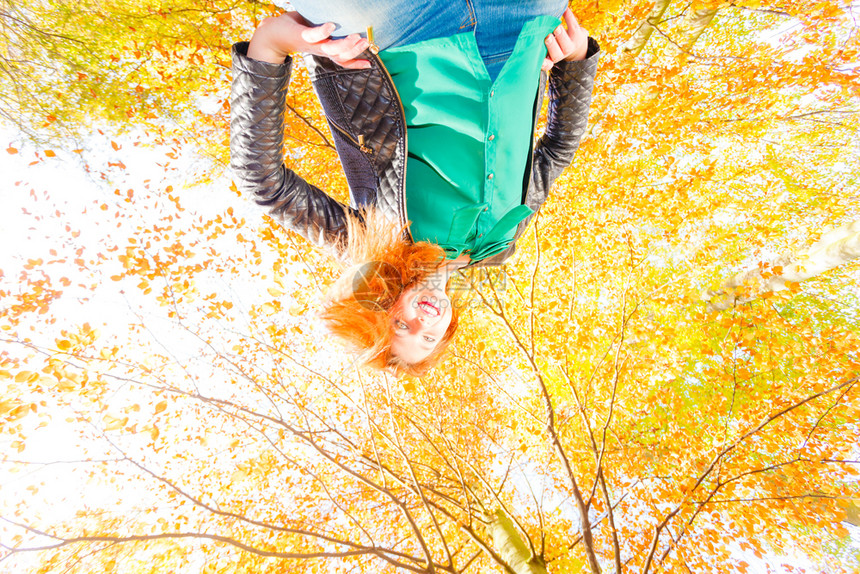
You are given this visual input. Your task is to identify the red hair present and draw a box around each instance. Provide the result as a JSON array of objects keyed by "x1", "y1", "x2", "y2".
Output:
[{"x1": 320, "y1": 211, "x2": 459, "y2": 376}]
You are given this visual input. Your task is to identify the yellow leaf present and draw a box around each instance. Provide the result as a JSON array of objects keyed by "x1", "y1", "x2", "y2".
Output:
[
  {"x1": 57, "y1": 340, "x2": 71, "y2": 351},
  {"x1": 267, "y1": 287, "x2": 284, "y2": 297},
  {"x1": 154, "y1": 400, "x2": 167, "y2": 414},
  {"x1": 56, "y1": 380, "x2": 77, "y2": 392},
  {"x1": 14, "y1": 371, "x2": 38, "y2": 383},
  {"x1": 104, "y1": 415, "x2": 129, "y2": 431}
]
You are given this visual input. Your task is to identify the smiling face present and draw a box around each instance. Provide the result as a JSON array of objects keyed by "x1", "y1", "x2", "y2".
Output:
[{"x1": 389, "y1": 281, "x2": 454, "y2": 365}]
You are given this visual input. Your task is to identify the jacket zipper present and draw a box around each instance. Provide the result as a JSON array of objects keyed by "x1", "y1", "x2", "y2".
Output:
[
  {"x1": 329, "y1": 120, "x2": 372, "y2": 153},
  {"x1": 365, "y1": 26, "x2": 412, "y2": 239}
]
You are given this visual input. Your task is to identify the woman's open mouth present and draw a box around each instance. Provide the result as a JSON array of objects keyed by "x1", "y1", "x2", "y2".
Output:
[{"x1": 418, "y1": 300, "x2": 441, "y2": 317}]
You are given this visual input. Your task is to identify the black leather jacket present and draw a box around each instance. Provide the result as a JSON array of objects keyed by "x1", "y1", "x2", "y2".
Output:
[{"x1": 230, "y1": 38, "x2": 600, "y2": 266}]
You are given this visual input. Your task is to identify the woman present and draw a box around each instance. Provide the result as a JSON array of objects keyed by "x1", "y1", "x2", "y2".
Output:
[{"x1": 230, "y1": 1, "x2": 600, "y2": 375}]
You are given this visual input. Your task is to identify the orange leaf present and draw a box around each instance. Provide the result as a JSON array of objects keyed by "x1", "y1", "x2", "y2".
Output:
[
  {"x1": 6, "y1": 146, "x2": 17, "y2": 154},
  {"x1": 111, "y1": 141, "x2": 121, "y2": 151},
  {"x1": 44, "y1": 150, "x2": 56, "y2": 158}
]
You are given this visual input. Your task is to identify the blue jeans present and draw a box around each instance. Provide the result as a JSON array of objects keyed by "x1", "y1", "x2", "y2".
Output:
[{"x1": 287, "y1": 0, "x2": 566, "y2": 79}]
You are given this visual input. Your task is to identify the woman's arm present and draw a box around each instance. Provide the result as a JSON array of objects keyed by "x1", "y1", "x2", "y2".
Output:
[
  {"x1": 531, "y1": 9, "x2": 600, "y2": 204},
  {"x1": 230, "y1": 15, "x2": 370, "y2": 256}
]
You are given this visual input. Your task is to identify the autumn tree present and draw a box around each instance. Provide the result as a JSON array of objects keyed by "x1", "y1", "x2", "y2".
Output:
[{"x1": 1, "y1": 0, "x2": 859, "y2": 572}]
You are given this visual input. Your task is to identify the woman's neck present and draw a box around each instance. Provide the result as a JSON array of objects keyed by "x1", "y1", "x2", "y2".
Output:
[
  {"x1": 444, "y1": 254, "x2": 471, "y2": 274},
  {"x1": 427, "y1": 254, "x2": 471, "y2": 287}
]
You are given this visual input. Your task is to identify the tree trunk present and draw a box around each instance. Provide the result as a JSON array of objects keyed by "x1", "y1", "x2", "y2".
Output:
[
  {"x1": 487, "y1": 509, "x2": 548, "y2": 574},
  {"x1": 839, "y1": 498, "x2": 860, "y2": 527},
  {"x1": 622, "y1": 0, "x2": 673, "y2": 59},
  {"x1": 678, "y1": 8, "x2": 719, "y2": 53},
  {"x1": 704, "y1": 220, "x2": 860, "y2": 311}
]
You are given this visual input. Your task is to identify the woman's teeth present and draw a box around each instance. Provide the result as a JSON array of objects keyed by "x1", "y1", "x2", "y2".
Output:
[{"x1": 418, "y1": 301, "x2": 440, "y2": 317}]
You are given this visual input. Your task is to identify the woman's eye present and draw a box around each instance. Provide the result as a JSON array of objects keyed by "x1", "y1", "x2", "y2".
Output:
[
  {"x1": 396, "y1": 320, "x2": 408, "y2": 329},
  {"x1": 424, "y1": 336, "x2": 436, "y2": 343}
]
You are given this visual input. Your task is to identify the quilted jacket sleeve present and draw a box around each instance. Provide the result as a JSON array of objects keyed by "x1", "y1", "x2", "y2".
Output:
[
  {"x1": 529, "y1": 37, "x2": 600, "y2": 208},
  {"x1": 230, "y1": 42, "x2": 353, "y2": 257}
]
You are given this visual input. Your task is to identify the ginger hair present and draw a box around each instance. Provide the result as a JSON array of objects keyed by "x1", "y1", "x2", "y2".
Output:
[{"x1": 319, "y1": 210, "x2": 459, "y2": 376}]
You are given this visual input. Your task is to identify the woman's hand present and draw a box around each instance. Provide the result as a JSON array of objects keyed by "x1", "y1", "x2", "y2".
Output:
[
  {"x1": 248, "y1": 12, "x2": 371, "y2": 69},
  {"x1": 541, "y1": 8, "x2": 589, "y2": 72}
]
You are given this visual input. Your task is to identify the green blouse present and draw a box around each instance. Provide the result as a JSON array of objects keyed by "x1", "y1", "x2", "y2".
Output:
[{"x1": 378, "y1": 16, "x2": 559, "y2": 261}]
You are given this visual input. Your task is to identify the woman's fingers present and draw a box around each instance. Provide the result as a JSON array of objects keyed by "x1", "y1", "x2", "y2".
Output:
[
  {"x1": 563, "y1": 8, "x2": 581, "y2": 32},
  {"x1": 298, "y1": 24, "x2": 370, "y2": 69},
  {"x1": 561, "y1": 8, "x2": 589, "y2": 61},
  {"x1": 320, "y1": 34, "x2": 367, "y2": 59},
  {"x1": 543, "y1": 9, "x2": 590, "y2": 69},
  {"x1": 318, "y1": 33, "x2": 371, "y2": 68},
  {"x1": 248, "y1": 15, "x2": 372, "y2": 68},
  {"x1": 552, "y1": 25, "x2": 576, "y2": 55},
  {"x1": 301, "y1": 21, "x2": 336, "y2": 45},
  {"x1": 544, "y1": 32, "x2": 566, "y2": 63},
  {"x1": 541, "y1": 57, "x2": 554, "y2": 72}
]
